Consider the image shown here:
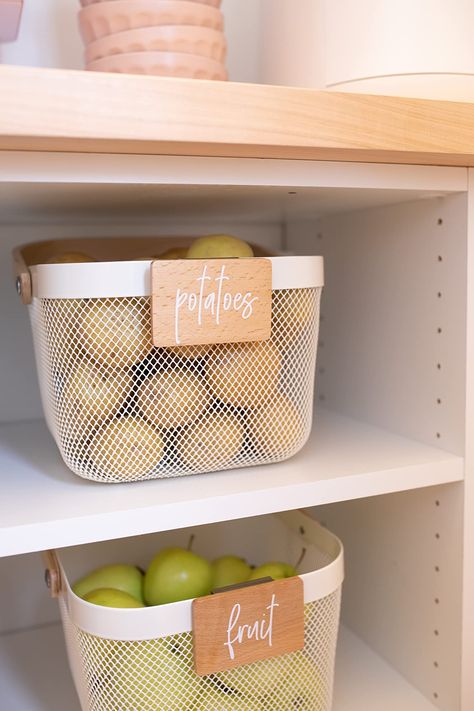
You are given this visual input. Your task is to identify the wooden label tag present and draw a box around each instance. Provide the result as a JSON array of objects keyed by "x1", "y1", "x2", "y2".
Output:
[
  {"x1": 192, "y1": 577, "x2": 304, "y2": 677},
  {"x1": 151, "y1": 258, "x2": 272, "y2": 347}
]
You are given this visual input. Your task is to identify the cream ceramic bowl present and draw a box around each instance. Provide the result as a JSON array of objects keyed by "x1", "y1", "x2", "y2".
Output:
[
  {"x1": 85, "y1": 24, "x2": 226, "y2": 63},
  {"x1": 81, "y1": 0, "x2": 221, "y2": 5},
  {"x1": 86, "y1": 50, "x2": 227, "y2": 79},
  {"x1": 79, "y1": 0, "x2": 224, "y2": 43}
]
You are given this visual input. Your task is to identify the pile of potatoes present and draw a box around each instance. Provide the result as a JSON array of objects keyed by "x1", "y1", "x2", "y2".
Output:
[{"x1": 48, "y1": 236, "x2": 313, "y2": 481}]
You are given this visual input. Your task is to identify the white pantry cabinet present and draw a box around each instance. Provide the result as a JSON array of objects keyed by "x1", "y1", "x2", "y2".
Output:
[{"x1": 0, "y1": 67, "x2": 474, "y2": 711}]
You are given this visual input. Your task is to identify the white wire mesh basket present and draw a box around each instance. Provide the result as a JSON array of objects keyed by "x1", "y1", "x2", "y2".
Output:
[
  {"x1": 15, "y1": 239, "x2": 324, "y2": 483},
  {"x1": 45, "y1": 511, "x2": 343, "y2": 711}
]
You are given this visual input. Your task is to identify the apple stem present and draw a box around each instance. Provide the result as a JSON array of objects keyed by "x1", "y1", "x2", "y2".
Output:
[
  {"x1": 295, "y1": 547, "x2": 307, "y2": 571},
  {"x1": 187, "y1": 534, "x2": 195, "y2": 551}
]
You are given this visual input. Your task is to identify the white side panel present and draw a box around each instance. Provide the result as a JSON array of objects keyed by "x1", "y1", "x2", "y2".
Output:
[
  {"x1": 289, "y1": 195, "x2": 467, "y2": 455},
  {"x1": 461, "y1": 170, "x2": 474, "y2": 709},
  {"x1": 315, "y1": 484, "x2": 464, "y2": 711}
]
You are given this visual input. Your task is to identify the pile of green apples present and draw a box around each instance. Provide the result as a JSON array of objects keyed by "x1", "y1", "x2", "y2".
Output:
[
  {"x1": 73, "y1": 547, "x2": 297, "y2": 608},
  {"x1": 72, "y1": 549, "x2": 327, "y2": 710}
]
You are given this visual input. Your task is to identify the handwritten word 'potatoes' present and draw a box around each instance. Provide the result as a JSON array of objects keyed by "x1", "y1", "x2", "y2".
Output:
[{"x1": 175, "y1": 264, "x2": 258, "y2": 344}]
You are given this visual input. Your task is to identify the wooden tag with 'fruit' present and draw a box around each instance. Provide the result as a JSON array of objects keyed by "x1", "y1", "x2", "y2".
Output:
[
  {"x1": 151, "y1": 258, "x2": 272, "y2": 347},
  {"x1": 192, "y1": 576, "x2": 304, "y2": 676}
]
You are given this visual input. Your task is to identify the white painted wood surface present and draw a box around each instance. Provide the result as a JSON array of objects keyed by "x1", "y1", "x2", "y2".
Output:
[
  {"x1": 317, "y1": 485, "x2": 463, "y2": 711},
  {"x1": 289, "y1": 194, "x2": 467, "y2": 456},
  {"x1": 0, "y1": 410, "x2": 463, "y2": 557},
  {"x1": 0, "y1": 156, "x2": 472, "y2": 707}
]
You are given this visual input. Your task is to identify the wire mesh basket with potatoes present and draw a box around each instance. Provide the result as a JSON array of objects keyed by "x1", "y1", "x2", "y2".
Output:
[
  {"x1": 44, "y1": 511, "x2": 343, "y2": 711},
  {"x1": 14, "y1": 236, "x2": 324, "y2": 483}
]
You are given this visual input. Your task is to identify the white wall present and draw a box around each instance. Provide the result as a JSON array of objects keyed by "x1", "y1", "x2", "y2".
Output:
[{"x1": 0, "y1": 0, "x2": 262, "y2": 83}]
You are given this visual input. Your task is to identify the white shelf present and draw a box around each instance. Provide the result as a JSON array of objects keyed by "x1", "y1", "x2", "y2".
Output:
[
  {"x1": 333, "y1": 628, "x2": 438, "y2": 711},
  {"x1": 0, "y1": 623, "x2": 437, "y2": 711},
  {"x1": 0, "y1": 409, "x2": 462, "y2": 557}
]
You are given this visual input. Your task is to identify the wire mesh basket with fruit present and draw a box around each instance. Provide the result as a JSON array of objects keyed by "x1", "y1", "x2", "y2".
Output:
[
  {"x1": 14, "y1": 236, "x2": 324, "y2": 483},
  {"x1": 44, "y1": 511, "x2": 343, "y2": 711}
]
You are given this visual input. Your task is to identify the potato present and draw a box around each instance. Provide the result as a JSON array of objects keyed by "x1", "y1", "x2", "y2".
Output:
[
  {"x1": 60, "y1": 361, "x2": 133, "y2": 437},
  {"x1": 137, "y1": 369, "x2": 210, "y2": 429},
  {"x1": 78, "y1": 298, "x2": 153, "y2": 369},
  {"x1": 88, "y1": 417, "x2": 164, "y2": 480},
  {"x1": 206, "y1": 341, "x2": 281, "y2": 409},
  {"x1": 247, "y1": 392, "x2": 305, "y2": 458},
  {"x1": 177, "y1": 412, "x2": 244, "y2": 471}
]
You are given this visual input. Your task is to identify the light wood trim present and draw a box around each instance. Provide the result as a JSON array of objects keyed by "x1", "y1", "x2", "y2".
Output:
[
  {"x1": 11, "y1": 244, "x2": 32, "y2": 305},
  {"x1": 41, "y1": 550, "x2": 62, "y2": 598},
  {"x1": 1, "y1": 64, "x2": 474, "y2": 166}
]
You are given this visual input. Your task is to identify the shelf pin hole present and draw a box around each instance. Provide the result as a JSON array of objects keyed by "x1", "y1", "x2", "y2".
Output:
[
  {"x1": 438, "y1": 255, "x2": 443, "y2": 262},
  {"x1": 437, "y1": 398, "x2": 442, "y2": 404},
  {"x1": 434, "y1": 661, "x2": 439, "y2": 668},
  {"x1": 434, "y1": 629, "x2": 439, "y2": 636},
  {"x1": 437, "y1": 292, "x2": 442, "y2": 298},
  {"x1": 435, "y1": 598, "x2": 440, "y2": 604},
  {"x1": 435, "y1": 565, "x2": 440, "y2": 572},
  {"x1": 436, "y1": 432, "x2": 441, "y2": 439},
  {"x1": 438, "y1": 218, "x2": 443, "y2": 225}
]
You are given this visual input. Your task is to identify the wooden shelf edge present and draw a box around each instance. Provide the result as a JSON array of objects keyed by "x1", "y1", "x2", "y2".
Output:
[{"x1": 1, "y1": 64, "x2": 474, "y2": 165}]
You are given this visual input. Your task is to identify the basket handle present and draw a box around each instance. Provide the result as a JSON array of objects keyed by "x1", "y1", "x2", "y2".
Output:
[
  {"x1": 42, "y1": 550, "x2": 62, "y2": 598},
  {"x1": 12, "y1": 246, "x2": 32, "y2": 305}
]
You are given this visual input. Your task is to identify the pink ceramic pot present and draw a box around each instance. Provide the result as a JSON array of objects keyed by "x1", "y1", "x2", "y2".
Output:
[
  {"x1": 85, "y1": 24, "x2": 226, "y2": 63},
  {"x1": 86, "y1": 50, "x2": 227, "y2": 79},
  {"x1": 81, "y1": 0, "x2": 221, "y2": 6},
  {"x1": 79, "y1": 0, "x2": 224, "y2": 43}
]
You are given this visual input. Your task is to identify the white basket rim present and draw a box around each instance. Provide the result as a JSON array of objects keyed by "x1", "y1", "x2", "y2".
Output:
[
  {"x1": 58, "y1": 512, "x2": 343, "y2": 641},
  {"x1": 30, "y1": 256, "x2": 324, "y2": 300}
]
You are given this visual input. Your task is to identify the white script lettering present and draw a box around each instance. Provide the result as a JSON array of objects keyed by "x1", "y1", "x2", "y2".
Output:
[
  {"x1": 174, "y1": 265, "x2": 258, "y2": 343},
  {"x1": 224, "y1": 594, "x2": 279, "y2": 661}
]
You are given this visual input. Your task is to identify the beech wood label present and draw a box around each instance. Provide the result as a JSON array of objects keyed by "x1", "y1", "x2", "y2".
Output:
[
  {"x1": 151, "y1": 258, "x2": 272, "y2": 347},
  {"x1": 192, "y1": 577, "x2": 304, "y2": 676}
]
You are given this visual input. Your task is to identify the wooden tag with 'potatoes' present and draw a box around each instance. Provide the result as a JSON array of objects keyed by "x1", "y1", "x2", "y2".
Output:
[
  {"x1": 192, "y1": 576, "x2": 304, "y2": 676},
  {"x1": 151, "y1": 258, "x2": 272, "y2": 347}
]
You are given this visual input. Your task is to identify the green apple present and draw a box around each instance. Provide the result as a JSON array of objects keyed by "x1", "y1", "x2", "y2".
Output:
[
  {"x1": 211, "y1": 555, "x2": 252, "y2": 590},
  {"x1": 216, "y1": 654, "x2": 290, "y2": 698},
  {"x1": 144, "y1": 547, "x2": 212, "y2": 605},
  {"x1": 187, "y1": 234, "x2": 254, "y2": 259},
  {"x1": 73, "y1": 564, "x2": 144, "y2": 602},
  {"x1": 266, "y1": 653, "x2": 325, "y2": 710},
  {"x1": 83, "y1": 588, "x2": 145, "y2": 608},
  {"x1": 107, "y1": 638, "x2": 197, "y2": 711},
  {"x1": 248, "y1": 562, "x2": 297, "y2": 581},
  {"x1": 197, "y1": 682, "x2": 262, "y2": 709}
]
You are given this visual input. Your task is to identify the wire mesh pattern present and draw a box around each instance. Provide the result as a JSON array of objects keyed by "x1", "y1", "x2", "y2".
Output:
[
  {"x1": 59, "y1": 590, "x2": 340, "y2": 711},
  {"x1": 30, "y1": 287, "x2": 321, "y2": 482}
]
